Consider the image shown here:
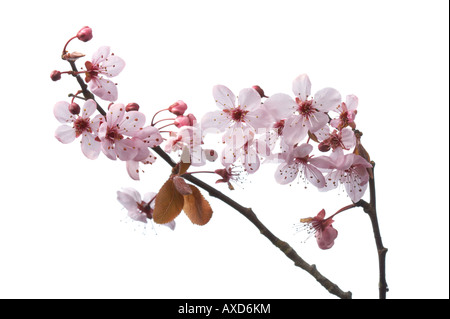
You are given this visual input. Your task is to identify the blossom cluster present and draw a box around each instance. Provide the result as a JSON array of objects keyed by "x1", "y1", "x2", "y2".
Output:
[{"x1": 51, "y1": 27, "x2": 373, "y2": 249}]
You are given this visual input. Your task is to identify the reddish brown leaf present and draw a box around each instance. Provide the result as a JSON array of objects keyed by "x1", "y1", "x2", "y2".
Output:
[
  {"x1": 183, "y1": 185, "x2": 213, "y2": 226},
  {"x1": 153, "y1": 179, "x2": 185, "y2": 224}
]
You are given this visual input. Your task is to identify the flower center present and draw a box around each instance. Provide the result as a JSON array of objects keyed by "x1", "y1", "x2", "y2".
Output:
[
  {"x1": 273, "y1": 119, "x2": 285, "y2": 136},
  {"x1": 227, "y1": 107, "x2": 248, "y2": 122},
  {"x1": 296, "y1": 98, "x2": 315, "y2": 119},
  {"x1": 137, "y1": 201, "x2": 153, "y2": 219},
  {"x1": 106, "y1": 125, "x2": 124, "y2": 142},
  {"x1": 73, "y1": 117, "x2": 91, "y2": 137}
]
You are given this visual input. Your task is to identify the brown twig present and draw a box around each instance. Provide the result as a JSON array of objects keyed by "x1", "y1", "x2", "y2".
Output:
[
  {"x1": 152, "y1": 146, "x2": 352, "y2": 299},
  {"x1": 355, "y1": 162, "x2": 388, "y2": 299}
]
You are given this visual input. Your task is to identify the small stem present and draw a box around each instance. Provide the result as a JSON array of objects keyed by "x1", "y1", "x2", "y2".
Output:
[
  {"x1": 62, "y1": 36, "x2": 77, "y2": 57},
  {"x1": 153, "y1": 118, "x2": 176, "y2": 126},
  {"x1": 151, "y1": 108, "x2": 169, "y2": 126}
]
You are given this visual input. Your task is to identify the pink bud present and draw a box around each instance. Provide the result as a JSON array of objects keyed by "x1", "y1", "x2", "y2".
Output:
[
  {"x1": 68, "y1": 102, "x2": 81, "y2": 115},
  {"x1": 204, "y1": 149, "x2": 218, "y2": 162},
  {"x1": 126, "y1": 102, "x2": 140, "y2": 112},
  {"x1": 174, "y1": 115, "x2": 191, "y2": 128},
  {"x1": 252, "y1": 85, "x2": 268, "y2": 98},
  {"x1": 168, "y1": 100, "x2": 188, "y2": 116},
  {"x1": 76, "y1": 26, "x2": 93, "y2": 42},
  {"x1": 186, "y1": 113, "x2": 197, "y2": 125},
  {"x1": 50, "y1": 70, "x2": 61, "y2": 81}
]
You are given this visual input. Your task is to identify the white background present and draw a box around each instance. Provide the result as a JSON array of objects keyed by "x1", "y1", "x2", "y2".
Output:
[{"x1": 0, "y1": 0, "x2": 448, "y2": 299}]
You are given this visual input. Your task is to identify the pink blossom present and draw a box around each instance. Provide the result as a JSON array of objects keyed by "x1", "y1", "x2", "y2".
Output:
[
  {"x1": 264, "y1": 74, "x2": 341, "y2": 145},
  {"x1": 314, "y1": 126, "x2": 356, "y2": 152},
  {"x1": 297, "y1": 209, "x2": 338, "y2": 250},
  {"x1": 214, "y1": 165, "x2": 246, "y2": 190},
  {"x1": 54, "y1": 99, "x2": 103, "y2": 159},
  {"x1": 275, "y1": 143, "x2": 325, "y2": 188},
  {"x1": 97, "y1": 103, "x2": 150, "y2": 161},
  {"x1": 330, "y1": 94, "x2": 358, "y2": 130},
  {"x1": 117, "y1": 188, "x2": 175, "y2": 230},
  {"x1": 312, "y1": 148, "x2": 373, "y2": 202},
  {"x1": 85, "y1": 46, "x2": 125, "y2": 102},
  {"x1": 201, "y1": 85, "x2": 270, "y2": 151}
]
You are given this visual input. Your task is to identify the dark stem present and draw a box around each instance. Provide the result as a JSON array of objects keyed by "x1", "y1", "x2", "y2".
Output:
[
  {"x1": 152, "y1": 146, "x2": 352, "y2": 299},
  {"x1": 355, "y1": 162, "x2": 388, "y2": 299}
]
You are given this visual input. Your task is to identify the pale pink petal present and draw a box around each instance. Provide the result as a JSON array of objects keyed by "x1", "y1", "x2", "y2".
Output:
[
  {"x1": 313, "y1": 87, "x2": 341, "y2": 112},
  {"x1": 117, "y1": 189, "x2": 139, "y2": 210},
  {"x1": 106, "y1": 103, "x2": 126, "y2": 127},
  {"x1": 263, "y1": 93, "x2": 297, "y2": 119},
  {"x1": 275, "y1": 162, "x2": 299, "y2": 185},
  {"x1": 100, "y1": 55, "x2": 125, "y2": 77},
  {"x1": 341, "y1": 128, "x2": 356, "y2": 149},
  {"x1": 292, "y1": 74, "x2": 312, "y2": 101},
  {"x1": 80, "y1": 132, "x2": 101, "y2": 159},
  {"x1": 201, "y1": 110, "x2": 231, "y2": 132},
  {"x1": 330, "y1": 118, "x2": 340, "y2": 129},
  {"x1": 54, "y1": 101, "x2": 75, "y2": 123},
  {"x1": 245, "y1": 109, "x2": 273, "y2": 131},
  {"x1": 131, "y1": 138, "x2": 150, "y2": 161},
  {"x1": 282, "y1": 115, "x2": 309, "y2": 145},
  {"x1": 314, "y1": 125, "x2": 331, "y2": 142},
  {"x1": 220, "y1": 145, "x2": 238, "y2": 167},
  {"x1": 213, "y1": 85, "x2": 236, "y2": 110},
  {"x1": 303, "y1": 164, "x2": 326, "y2": 188},
  {"x1": 309, "y1": 112, "x2": 329, "y2": 132},
  {"x1": 115, "y1": 138, "x2": 139, "y2": 161},
  {"x1": 90, "y1": 114, "x2": 106, "y2": 135},
  {"x1": 89, "y1": 77, "x2": 118, "y2": 102},
  {"x1": 237, "y1": 87, "x2": 261, "y2": 111},
  {"x1": 79, "y1": 99, "x2": 97, "y2": 119},
  {"x1": 346, "y1": 94, "x2": 359, "y2": 111},
  {"x1": 134, "y1": 126, "x2": 163, "y2": 147},
  {"x1": 320, "y1": 170, "x2": 341, "y2": 192},
  {"x1": 128, "y1": 209, "x2": 148, "y2": 223},
  {"x1": 126, "y1": 160, "x2": 140, "y2": 180},
  {"x1": 292, "y1": 143, "x2": 313, "y2": 159},
  {"x1": 243, "y1": 147, "x2": 260, "y2": 174},
  {"x1": 101, "y1": 139, "x2": 117, "y2": 160},
  {"x1": 55, "y1": 125, "x2": 76, "y2": 144},
  {"x1": 91, "y1": 46, "x2": 110, "y2": 65},
  {"x1": 222, "y1": 124, "x2": 248, "y2": 149},
  {"x1": 120, "y1": 111, "x2": 146, "y2": 135},
  {"x1": 345, "y1": 177, "x2": 368, "y2": 202},
  {"x1": 309, "y1": 155, "x2": 336, "y2": 170}
]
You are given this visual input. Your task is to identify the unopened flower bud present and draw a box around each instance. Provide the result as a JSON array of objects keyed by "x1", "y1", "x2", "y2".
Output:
[
  {"x1": 252, "y1": 85, "x2": 268, "y2": 98},
  {"x1": 174, "y1": 115, "x2": 191, "y2": 128},
  {"x1": 204, "y1": 149, "x2": 218, "y2": 162},
  {"x1": 186, "y1": 113, "x2": 197, "y2": 125},
  {"x1": 126, "y1": 102, "x2": 140, "y2": 112},
  {"x1": 69, "y1": 102, "x2": 80, "y2": 115},
  {"x1": 318, "y1": 141, "x2": 331, "y2": 152},
  {"x1": 50, "y1": 70, "x2": 61, "y2": 81},
  {"x1": 76, "y1": 26, "x2": 93, "y2": 42},
  {"x1": 168, "y1": 100, "x2": 188, "y2": 116}
]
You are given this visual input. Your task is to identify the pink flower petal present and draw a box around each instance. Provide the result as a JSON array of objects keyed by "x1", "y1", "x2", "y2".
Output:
[
  {"x1": 213, "y1": 85, "x2": 236, "y2": 110},
  {"x1": 115, "y1": 138, "x2": 139, "y2": 161},
  {"x1": 275, "y1": 162, "x2": 299, "y2": 185},
  {"x1": 237, "y1": 87, "x2": 261, "y2": 111},
  {"x1": 55, "y1": 125, "x2": 76, "y2": 144},
  {"x1": 126, "y1": 160, "x2": 140, "y2": 180},
  {"x1": 282, "y1": 115, "x2": 309, "y2": 145},
  {"x1": 313, "y1": 87, "x2": 341, "y2": 112},
  {"x1": 201, "y1": 110, "x2": 231, "y2": 132},
  {"x1": 91, "y1": 46, "x2": 110, "y2": 65},
  {"x1": 89, "y1": 77, "x2": 118, "y2": 102},
  {"x1": 292, "y1": 143, "x2": 313, "y2": 159},
  {"x1": 101, "y1": 55, "x2": 125, "y2": 77},
  {"x1": 346, "y1": 94, "x2": 359, "y2": 111},
  {"x1": 120, "y1": 111, "x2": 146, "y2": 135},
  {"x1": 80, "y1": 132, "x2": 101, "y2": 159},
  {"x1": 80, "y1": 99, "x2": 97, "y2": 119},
  {"x1": 106, "y1": 103, "x2": 126, "y2": 127},
  {"x1": 303, "y1": 164, "x2": 326, "y2": 188},
  {"x1": 263, "y1": 93, "x2": 296, "y2": 120},
  {"x1": 292, "y1": 74, "x2": 312, "y2": 101},
  {"x1": 54, "y1": 101, "x2": 75, "y2": 123},
  {"x1": 316, "y1": 225, "x2": 338, "y2": 250}
]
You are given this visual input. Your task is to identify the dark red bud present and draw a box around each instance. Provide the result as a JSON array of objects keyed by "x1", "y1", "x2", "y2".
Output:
[
  {"x1": 252, "y1": 85, "x2": 268, "y2": 98},
  {"x1": 76, "y1": 26, "x2": 93, "y2": 42},
  {"x1": 69, "y1": 102, "x2": 81, "y2": 115},
  {"x1": 50, "y1": 70, "x2": 61, "y2": 81},
  {"x1": 126, "y1": 102, "x2": 140, "y2": 112},
  {"x1": 318, "y1": 141, "x2": 331, "y2": 152}
]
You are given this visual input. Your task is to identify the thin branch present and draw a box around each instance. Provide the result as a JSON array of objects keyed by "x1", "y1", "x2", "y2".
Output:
[
  {"x1": 355, "y1": 162, "x2": 388, "y2": 299},
  {"x1": 152, "y1": 146, "x2": 352, "y2": 299}
]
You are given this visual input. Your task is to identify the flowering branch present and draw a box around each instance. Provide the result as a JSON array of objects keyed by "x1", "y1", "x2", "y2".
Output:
[{"x1": 51, "y1": 26, "x2": 388, "y2": 299}]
